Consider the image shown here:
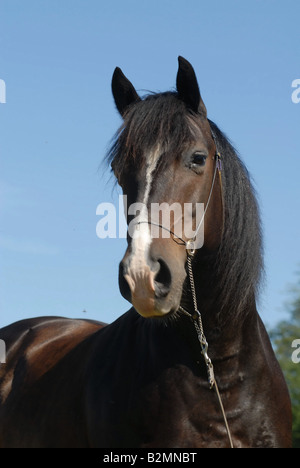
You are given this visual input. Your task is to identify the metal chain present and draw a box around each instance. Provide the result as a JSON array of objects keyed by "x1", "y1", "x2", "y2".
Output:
[
  {"x1": 186, "y1": 256, "x2": 200, "y2": 320},
  {"x1": 179, "y1": 254, "x2": 234, "y2": 449}
]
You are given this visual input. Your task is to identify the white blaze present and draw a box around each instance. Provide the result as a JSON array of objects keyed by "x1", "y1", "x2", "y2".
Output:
[{"x1": 125, "y1": 148, "x2": 161, "y2": 300}]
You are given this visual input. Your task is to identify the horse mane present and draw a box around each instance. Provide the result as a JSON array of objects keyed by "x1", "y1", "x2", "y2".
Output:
[
  {"x1": 107, "y1": 92, "x2": 264, "y2": 323},
  {"x1": 207, "y1": 121, "x2": 264, "y2": 321}
]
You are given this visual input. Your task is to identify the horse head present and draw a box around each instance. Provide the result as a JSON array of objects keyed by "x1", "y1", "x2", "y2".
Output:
[{"x1": 110, "y1": 57, "x2": 223, "y2": 318}]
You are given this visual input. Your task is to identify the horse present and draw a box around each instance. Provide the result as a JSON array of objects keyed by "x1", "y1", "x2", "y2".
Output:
[{"x1": 0, "y1": 57, "x2": 292, "y2": 448}]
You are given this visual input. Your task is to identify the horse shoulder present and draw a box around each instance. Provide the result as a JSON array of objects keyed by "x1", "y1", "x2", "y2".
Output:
[
  {"x1": 0, "y1": 317, "x2": 105, "y2": 403},
  {"x1": 243, "y1": 314, "x2": 292, "y2": 448}
]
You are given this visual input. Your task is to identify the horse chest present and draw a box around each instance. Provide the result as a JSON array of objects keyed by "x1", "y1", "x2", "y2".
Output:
[
  {"x1": 121, "y1": 366, "x2": 243, "y2": 448},
  {"x1": 116, "y1": 365, "x2": 274, "y2": 449},
  {"x1": 138, "y1": 384, "x2": 229, "y2": 448}
]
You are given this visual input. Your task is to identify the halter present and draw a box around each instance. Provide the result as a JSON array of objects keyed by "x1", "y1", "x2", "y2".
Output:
[
  {"x1": 179, "y1": 129, "x2": 234, "y2": 449},
  {"x1": 186, "y1": 148, "x2": 222, "y2": 256},
  {"x1": 137, "y1": 129, "x2": 234, "y2": 448}
]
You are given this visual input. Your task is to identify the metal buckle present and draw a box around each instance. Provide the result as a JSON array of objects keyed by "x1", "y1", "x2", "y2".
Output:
[
  {"x1": 186, "y1": 239, "x2": 196, "y2": 258},
  {"x1": 215, "y1": 152, "x2": 222, "y2": 171}
]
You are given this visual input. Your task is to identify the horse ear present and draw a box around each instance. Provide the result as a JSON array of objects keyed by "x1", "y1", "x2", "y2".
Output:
[
  {"x1": 112, "y1": 67, "x2": 141, "y2": 117},
  {"x1": 176, "y1": 56, "x2": 207, "y2": 117}
]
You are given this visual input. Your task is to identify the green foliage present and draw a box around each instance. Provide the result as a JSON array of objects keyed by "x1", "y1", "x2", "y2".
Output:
[{"x1": 270, "y1": 278, "x2": 300, "y2": 448}]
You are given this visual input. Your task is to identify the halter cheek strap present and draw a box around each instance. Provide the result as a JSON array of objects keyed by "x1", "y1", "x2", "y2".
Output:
[
  {"x1": 186, "y1": 150, "x2": 222, "y2": 256},
  {"x1": 186, "y1": 125, "x2": 223, "y2": 256}
]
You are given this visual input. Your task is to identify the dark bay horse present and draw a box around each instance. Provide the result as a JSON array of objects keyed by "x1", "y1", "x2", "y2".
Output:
[{"x1": 0, "y1": 57, "x2": 292, "y2": 448}]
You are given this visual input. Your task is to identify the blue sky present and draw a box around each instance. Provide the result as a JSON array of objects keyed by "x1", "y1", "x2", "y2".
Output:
[{"x1": 0, "y1": 0, "x2": 299, "y2": 328}]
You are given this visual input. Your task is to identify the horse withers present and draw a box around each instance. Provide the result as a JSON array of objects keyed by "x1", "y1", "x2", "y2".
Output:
[{"x1": 0, "y1": 57, "x2": 292, "y2": 448}]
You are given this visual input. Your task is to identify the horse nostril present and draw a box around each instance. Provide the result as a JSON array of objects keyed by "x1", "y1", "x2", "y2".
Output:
[
  {"x1": 154, "y1": 259, "x2": 172, "y2": 299},
  {"x1": 119, "y1": 256, "x2": 172, "y2": 303},
  {"x1": 119, "y1": 262, "x2": 131, "y2": 302}
]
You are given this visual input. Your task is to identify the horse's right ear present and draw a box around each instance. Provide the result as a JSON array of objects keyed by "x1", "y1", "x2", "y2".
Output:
[
  {"x1": 112, "y1": 67, "x2": 141, "y2": 117},
  {"x1": 176, "y1": 56, "x2": 207, "y2": 117}
]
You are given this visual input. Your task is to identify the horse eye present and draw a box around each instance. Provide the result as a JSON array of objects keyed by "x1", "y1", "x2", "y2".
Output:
[{"x1": 192, "y1": 153, "x2": 207, "y2": 167}]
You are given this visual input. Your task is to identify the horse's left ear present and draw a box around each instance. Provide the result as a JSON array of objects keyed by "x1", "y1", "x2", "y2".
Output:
[
  {"x1": 112, "y1": 67, "x2": 141, "y2": 117},
  {"x1": 176, "y1": 56, "x2": 207, "y2": 117}
]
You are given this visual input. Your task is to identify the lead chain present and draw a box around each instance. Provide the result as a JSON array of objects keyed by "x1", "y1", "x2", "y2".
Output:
[
  {"x1": 186, "y1": 256, "x2": 215, "y2": 388},
  {"x1": 181, "y1": 254, "x2": 234, "y2": 449}
]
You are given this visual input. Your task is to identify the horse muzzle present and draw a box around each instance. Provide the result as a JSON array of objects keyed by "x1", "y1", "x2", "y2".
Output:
[{"x1": 119, "y1": 250, "x2": 184, "y2": 318}]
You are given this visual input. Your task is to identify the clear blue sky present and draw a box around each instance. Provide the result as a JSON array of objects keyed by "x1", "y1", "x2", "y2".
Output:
[{"x1": 0, "y1": 0, "x2": 299, "y2": 328}]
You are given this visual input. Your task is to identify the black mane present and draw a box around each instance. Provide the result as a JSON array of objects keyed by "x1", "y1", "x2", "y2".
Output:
[
  {"x1": 107, "y1": 92, "x2": 263, "y2": 323},
  {"x1": 204, "y1": 121, "x2": 263, "y2": 322}
]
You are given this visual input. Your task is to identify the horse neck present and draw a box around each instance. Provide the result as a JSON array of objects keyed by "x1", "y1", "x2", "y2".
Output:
[{"x1": 181, "y1": 247, "x2": 259, "y2": 349}]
